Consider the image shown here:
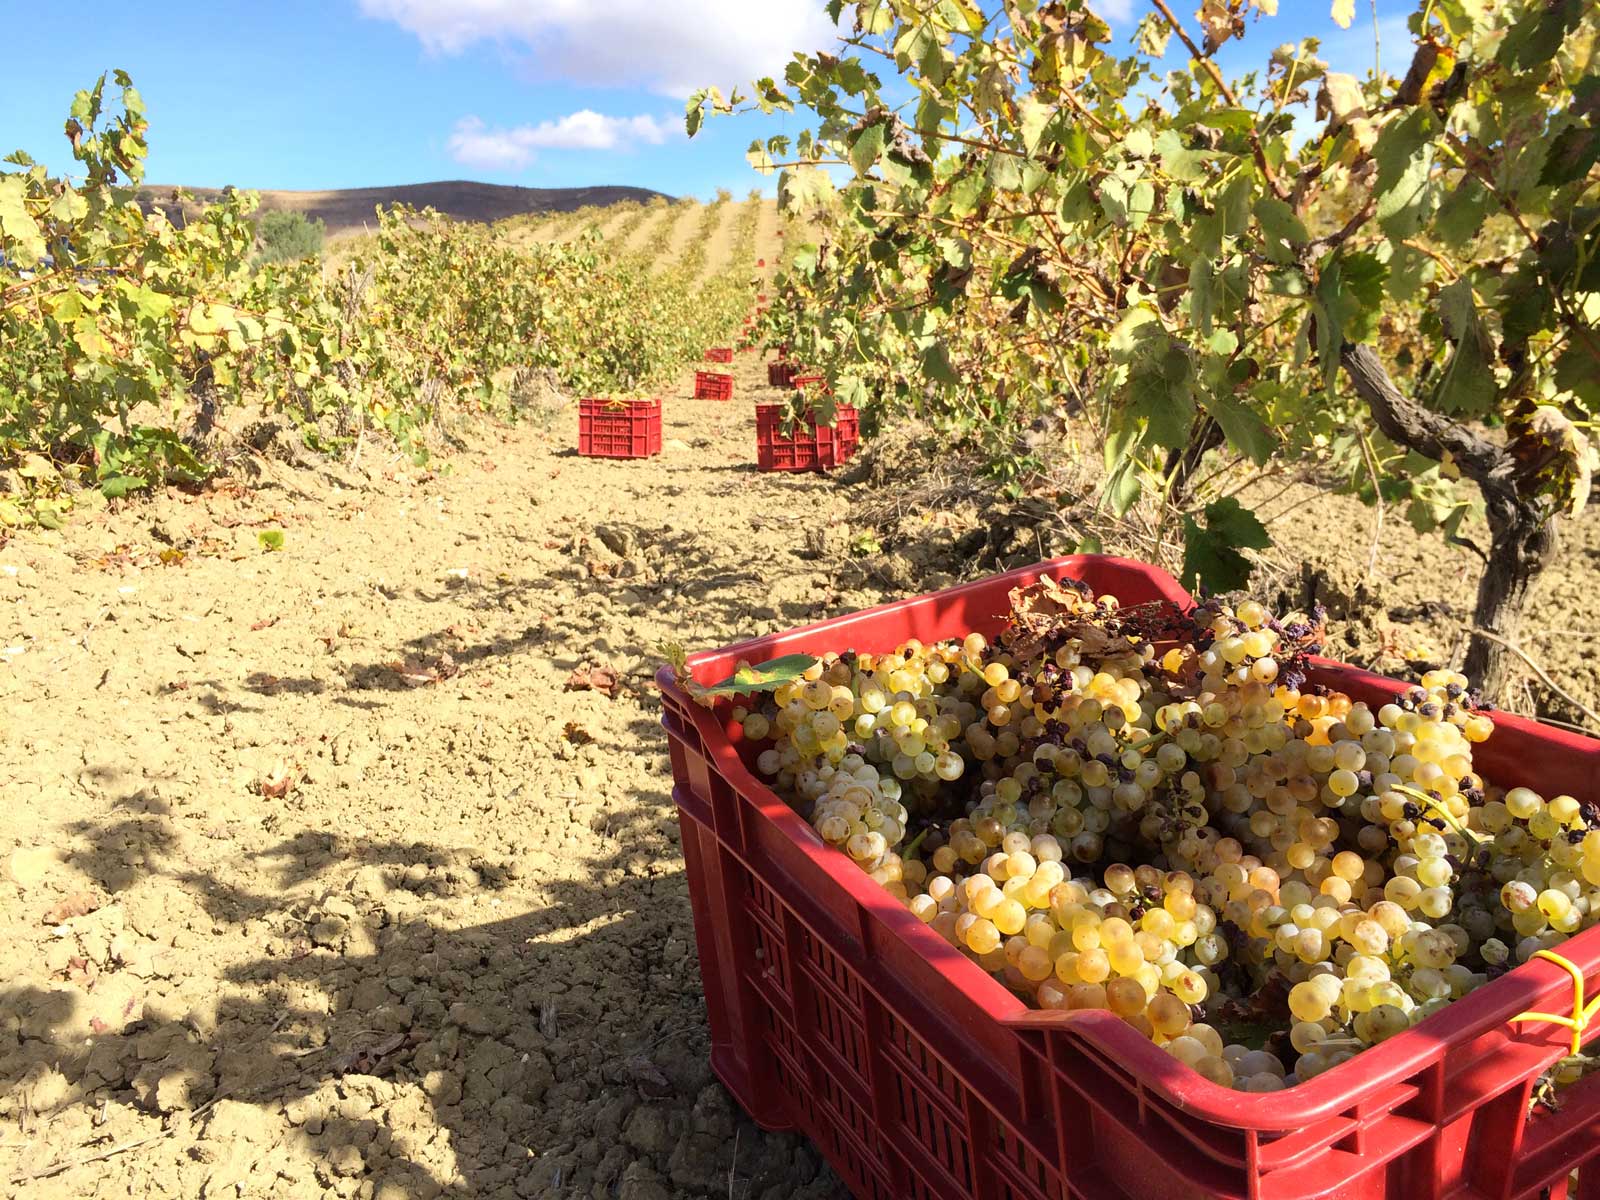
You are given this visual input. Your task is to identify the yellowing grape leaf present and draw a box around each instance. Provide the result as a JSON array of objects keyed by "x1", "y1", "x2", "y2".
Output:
[
  {"x1": 1509, "y1": 404, "x2": 1593, "y2": 518},
  {"x1": 1331, "y1": 0, "x2": 1355, "y2": 29}
]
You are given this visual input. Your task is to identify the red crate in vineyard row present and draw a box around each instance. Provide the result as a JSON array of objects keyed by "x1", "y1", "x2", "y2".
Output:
[
  {"x1": 767, "y1": 360, "x2": 800, "y2": 388},
  {"x1": 657, "y1": 554, "x2": 1600, "y2": 1200},
  {"x1": 703, "y1": 347, "x2": 734, "y2": 364},
  {"x1": 694, "y1": 371, "x2": 734, "y2": 401},
  {"x1": 577, "y1": 397, "x2": 661, "y2": 459},
  {"x1": 754, "y1": 404, "x2": 858, "y2": 473}
]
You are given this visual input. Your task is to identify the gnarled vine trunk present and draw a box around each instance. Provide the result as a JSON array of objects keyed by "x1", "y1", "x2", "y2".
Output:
[
  {"x1": 1339, "y1": 343, "x2": 1557, "y2": 705},
  {"x1": 1466, "y1": 493, "x2": 1559, "y2": 700}
]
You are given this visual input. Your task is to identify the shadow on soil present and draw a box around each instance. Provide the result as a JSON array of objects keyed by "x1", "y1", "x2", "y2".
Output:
[{"x1": 2, "y1": 747, "x2": 844, "y2": 1200}]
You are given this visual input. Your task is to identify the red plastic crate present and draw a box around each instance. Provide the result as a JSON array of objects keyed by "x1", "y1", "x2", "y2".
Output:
[
  {"x1": 695, "y1": 371, "x2": 734, "y2": 401},
  {"x1": 657, "y1": 555, "x2": 1600, "y2": 1200},
  {"x1": 704, "y1": 347, "x2": 734, "y2": 363},
  {"x1": 755, "y1": 404, "x2": 858, "y2": 472},
  {"x1": 577, "y1": 397, "x2": 661, "y2": 459},
  {"x1": 768, "y1": 360, "x2": 800, "y2": 388},
  {"x1": 791, "y1": 373, "x2": 831, "y2": 396}
]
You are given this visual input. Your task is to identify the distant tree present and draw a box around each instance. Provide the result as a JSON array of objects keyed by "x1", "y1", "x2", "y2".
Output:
[{"x1": 256, "y1": 210, "x2": 324, "y2": 264}]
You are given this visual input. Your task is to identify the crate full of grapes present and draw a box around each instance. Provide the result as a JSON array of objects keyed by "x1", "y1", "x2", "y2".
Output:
[
  {"x1": 657, "y1": 555, "x2": 1600, "y2": 1200},
  {"x1": 767, "y1": 360, "x2": 800, "y2": 389}
]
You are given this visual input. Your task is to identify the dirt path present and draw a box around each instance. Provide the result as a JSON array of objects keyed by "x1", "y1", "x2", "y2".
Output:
[{"x1": 0, "y1": 351, "x2": 871, "y2": 1199}]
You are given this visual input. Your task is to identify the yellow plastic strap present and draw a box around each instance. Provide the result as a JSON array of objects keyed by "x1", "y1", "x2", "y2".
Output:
[{"x1": 1509, "y1": 949, "x2": 1600, "y2": 1058}]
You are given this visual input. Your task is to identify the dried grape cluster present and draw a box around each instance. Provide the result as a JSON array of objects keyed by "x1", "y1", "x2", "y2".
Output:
[{"x1": 735, "y1": 579, "x2": 1597, "y2": 1091}]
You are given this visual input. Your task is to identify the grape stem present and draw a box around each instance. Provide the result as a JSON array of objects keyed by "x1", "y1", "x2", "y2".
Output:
[
  {"x1": 901, "y1": 827, "x2": 931, "y2": 860},
  {"x1": 1391, "y1": 783, "x2": 1486, "y2": 852}
]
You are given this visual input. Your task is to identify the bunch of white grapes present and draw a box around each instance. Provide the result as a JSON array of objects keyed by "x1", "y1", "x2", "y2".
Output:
[{"x1": 735, "y1": 583, "x2": 1596, "y2": 1090}]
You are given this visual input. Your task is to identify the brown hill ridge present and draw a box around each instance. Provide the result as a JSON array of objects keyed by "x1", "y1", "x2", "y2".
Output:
[{"x1": 139, "y1": 180, "x2": 671, "y2": 238}]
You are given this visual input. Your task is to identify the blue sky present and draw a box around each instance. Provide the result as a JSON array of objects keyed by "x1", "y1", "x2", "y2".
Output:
[{"x1": 0, "y1": 1, "x2": 1411, "y2": 201}]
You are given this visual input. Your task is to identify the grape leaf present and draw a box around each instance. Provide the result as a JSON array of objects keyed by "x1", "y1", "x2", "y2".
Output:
[
  {"x1": 1202, "y1": 389, "x2": 1275, "y2": 466},
  {"x1": 1372, "y1": 109, "x2": 1436, "y2": 239},
  {"x1": 695, "y1": 654, "x2": 820, "y2": 698},
  {"x1": 850, "y1": 122, "x2": 886, "y2": 176},
  {"x1": 1180, "y1": 497, "x2": 1270, "y2": 594},
  {"x1": 1432, "y1": 279, "x2": 1497, "y2": 416}
]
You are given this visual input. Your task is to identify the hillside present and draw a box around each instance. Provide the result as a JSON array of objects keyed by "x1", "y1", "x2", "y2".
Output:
[
  {"x1": 497, "y1": 196, "x2": 785, "y2": 281},
  {"x1": 139, "y1": 180, "x2": 671, "y2": 239}
]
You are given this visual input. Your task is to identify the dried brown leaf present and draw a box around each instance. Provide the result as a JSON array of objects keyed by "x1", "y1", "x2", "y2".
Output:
[
  {"x1": 258, "y1": 761, "x2": 298, "y2": 799},
  {"x1": 43, "y1": 891, "x2": 104, "y2": 925},
  {"x1": 564, "y1": 664, "x2": 620, "y2": 698}
]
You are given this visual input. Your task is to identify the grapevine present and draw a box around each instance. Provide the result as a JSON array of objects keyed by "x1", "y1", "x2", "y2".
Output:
[
  {"x1": 0, "y1": 73, "x2": 760, "y2": 524},
  {"x1": 690, "y1": 0, "x2": 1600, "y2": 701}
]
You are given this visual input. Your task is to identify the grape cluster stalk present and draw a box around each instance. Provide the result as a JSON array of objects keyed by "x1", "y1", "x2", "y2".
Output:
[{"x1": 732, "y1": 580, "x2": 1598, "y2": 1091}]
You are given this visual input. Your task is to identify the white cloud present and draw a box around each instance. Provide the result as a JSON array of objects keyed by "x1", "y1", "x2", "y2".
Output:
[
  {"x1": 1093, "y1": 0, "x2": 1135, "y2": 21},
  {"x1": 447, "y1": 111, "x2": 680, "y2": 170},
  {"x1": 359, "y1": 0, "x2": 842, "y2": 96}
]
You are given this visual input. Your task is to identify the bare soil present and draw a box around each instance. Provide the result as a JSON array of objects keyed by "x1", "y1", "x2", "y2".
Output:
[
  {"x1": 4, "y1": 354, "x2": 1597, "y2": 1200},
  {"x1": 1, "y1": 350, "x2": 868, "y2": 1200}
]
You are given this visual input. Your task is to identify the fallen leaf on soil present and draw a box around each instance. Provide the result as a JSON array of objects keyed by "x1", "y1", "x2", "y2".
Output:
[
  {"x1": 564, "y1": 664, "x2": 619, "y2": 698},
  {"x1": 562, "y1": 721, "x2": 593, "y2": 745},
  {"x1": 43, "y1": 890, "x2": 103, "y2": 924},
  {"x1": 257, "y1": 761, "x2": 298, "y2": 798},
  {"x1": 249, "y1": 616, "x2": 279, "y2": 631},
  {"x1": 64, "y1": 955, "x2": 98, "y2": 989},
  {"x1": 158, "y1": 548, "x2": 186, "y2": 566},
  {"x1": 389, "y1": 652, "x2": 460, "y2": 687},
  {"x1": 625, "y1": 1056, "x2": 674, "y2": 1099}
]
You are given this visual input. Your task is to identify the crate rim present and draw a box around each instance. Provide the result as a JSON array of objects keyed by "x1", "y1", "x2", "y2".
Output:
[{"x1": 656, "y1": 552, "x2": 1600, "y2": 1132}]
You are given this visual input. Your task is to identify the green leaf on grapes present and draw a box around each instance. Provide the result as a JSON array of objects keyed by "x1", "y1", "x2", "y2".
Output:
[
  {"x1": 1180, "y1": 497, "x2": 1270, "y2": 594},
  {"x1": 697, "y1": 654, "x2": 820, "y2": 698}
]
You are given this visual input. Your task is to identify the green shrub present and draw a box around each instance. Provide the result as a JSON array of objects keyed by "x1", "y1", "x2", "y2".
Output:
[{"x1": 256, "y1": 210, "x2": 324, "y2": 264}]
